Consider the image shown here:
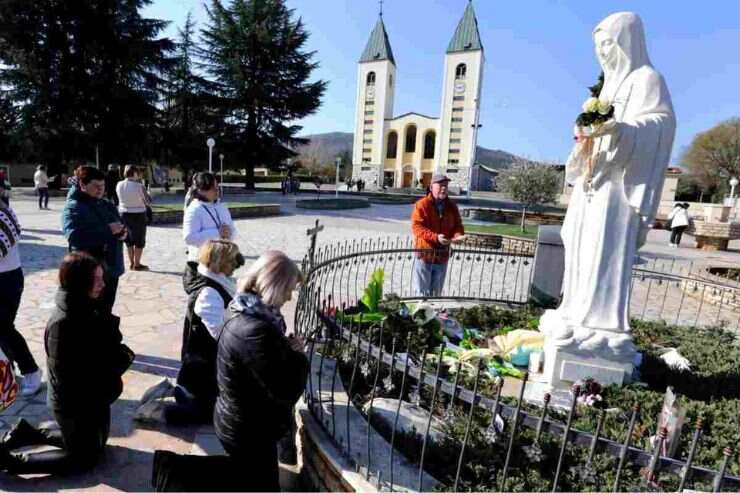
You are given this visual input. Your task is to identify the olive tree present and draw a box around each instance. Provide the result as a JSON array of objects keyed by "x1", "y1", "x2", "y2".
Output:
[
  {"x1": 498, "y1": 160, "x2": 562, "y2": 232},
  {"x1": 682, "y1": 118, "x2": 740, "y2": 198}
]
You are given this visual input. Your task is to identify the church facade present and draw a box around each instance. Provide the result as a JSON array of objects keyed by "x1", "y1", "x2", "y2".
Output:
[{"x1": 351, "y1": 2, "x2": 485, "y2": 193}]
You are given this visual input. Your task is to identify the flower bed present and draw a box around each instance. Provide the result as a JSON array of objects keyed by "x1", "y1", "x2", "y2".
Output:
[{"x1": 324, "y1": 293, "x2": 740, "y2": 491}]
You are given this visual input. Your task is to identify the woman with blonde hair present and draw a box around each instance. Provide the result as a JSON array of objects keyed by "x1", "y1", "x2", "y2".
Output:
[
  {"x1": 214, "y1": 250, "x2": 308, "y2": 491},
  {"x1": 135, "y1": 239, "x2": 243, "y2": 425}
]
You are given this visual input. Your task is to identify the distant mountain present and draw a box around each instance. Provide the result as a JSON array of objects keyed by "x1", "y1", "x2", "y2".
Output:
[{"x1": 294, "y1": 132, "x2": 526, "y2": 170}]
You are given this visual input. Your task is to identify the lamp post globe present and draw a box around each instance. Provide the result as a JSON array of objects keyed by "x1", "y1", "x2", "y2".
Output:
[
  {"x1": 206, "y1": 138, "x2": 216, "y2": 172},
  {"x1": 730, "y1": 177, "x2": 739, "y2": 200}
]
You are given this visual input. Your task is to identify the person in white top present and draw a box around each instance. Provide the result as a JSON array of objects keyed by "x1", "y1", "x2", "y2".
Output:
[
  {"x1": 0, "y1": 202, "x2": 42, "y2": 396},
  {"x1": 182, "y1": 172, "x2": 236, "y2": 290},
  {"x1": 116, "y1": 165, "x2": 152, "y2": 270},
  {"x1": 667, "y1": 202, "x2": 690, "y2": 248},
  {"x1": 33, "y1": 165, "x2": 55, "y2": 210},
  {"x1": 135, "y1": 239, "x2": 242, "y2": 424}
]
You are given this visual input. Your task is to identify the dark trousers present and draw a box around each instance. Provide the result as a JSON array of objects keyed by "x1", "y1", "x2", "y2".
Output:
[
  {"x1": 0, "y1": 268, "x2": 38, "y2": 375},
  {"x1": 222, "y1": 441, "x2": 280, "y2": 492},
  {"x1": 670, "y1": 226, "x2": 687, "y2": 246},
  {"x1": 37, "y1": 188, "x2": 49, "y2": 209},
  {"x1": 4, "y1": 408, "x2": 110, "y2": 475},
  {"x1": 100, "y1": 275, "x2": 119, "y2": 314},
  {"x1": 162, "y1": 387, "x2": 214, "y2": 425}
]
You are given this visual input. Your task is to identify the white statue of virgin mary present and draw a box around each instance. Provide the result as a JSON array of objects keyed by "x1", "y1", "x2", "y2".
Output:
[{"x1": 540, "y1": 12, "x2": 676, "y2": 359}]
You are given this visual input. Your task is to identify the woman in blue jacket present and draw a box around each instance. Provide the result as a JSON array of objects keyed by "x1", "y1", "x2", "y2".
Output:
[{"x1": 62, "y1": 166, "x2": 127, "y2": 313}]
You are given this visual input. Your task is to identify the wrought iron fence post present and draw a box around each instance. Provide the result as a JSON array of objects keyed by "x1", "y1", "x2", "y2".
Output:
[
  {"x1": 613, "y1": 403, "x2": 640, "y2": 493},
  {"x1": 678, "y1": 417, "x2": 703, "y2": 492},
  {"x1": 454, "y1": 360, "x2": 484, "y2": 492},
  {"x1": 552, "y1": 386, "x2": 579, "y2": 493},
  {"x1": 500, "y1": 372, "x2": 529, "y2": 492},
  {"x1": 645, "y1": 426, "x2": 668, "y2": 487},
  {"x1": 419, "y1": 344, "x2": 445, "y2": 493},
  {"x1": 713, "y1": 446, "x2": 734, "y2": 492}
]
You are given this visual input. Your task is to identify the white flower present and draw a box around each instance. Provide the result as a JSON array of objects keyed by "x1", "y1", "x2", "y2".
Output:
[
  {"x1": 582, "y1": 97, "x2": 599, "y2": 113},
  {"x1": 597, "y1": 99, "x2": 612, "y2": 115}
]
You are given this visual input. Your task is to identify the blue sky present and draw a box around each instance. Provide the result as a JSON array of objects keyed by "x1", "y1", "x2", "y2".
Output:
[{"x1": 144, "y1": 0, "x2": 740, "y2": 164}]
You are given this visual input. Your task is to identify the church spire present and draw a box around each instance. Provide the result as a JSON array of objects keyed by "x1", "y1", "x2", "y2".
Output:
[
  {"x1": 359, "y1": 16, "x2": 395, "y2": 65},
  {"x1": 447, "y1": 1, "x2": 483, "y2": 53}
]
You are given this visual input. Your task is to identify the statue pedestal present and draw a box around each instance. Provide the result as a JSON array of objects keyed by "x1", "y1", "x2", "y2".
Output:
[{"x1": 525, "y1": 309, "x2": 636, "y2": 407}]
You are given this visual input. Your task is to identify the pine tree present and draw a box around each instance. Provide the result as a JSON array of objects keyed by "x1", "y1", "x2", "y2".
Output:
[
  {"x1": 0, "y1": 0, "x2": 173, "y2": 171},
  {"x1": 199, "y1": 0, "x2": 327, "y2": 188},
  {"x1": 160, "y1": 12, "x2": 220, "y2": 173}
]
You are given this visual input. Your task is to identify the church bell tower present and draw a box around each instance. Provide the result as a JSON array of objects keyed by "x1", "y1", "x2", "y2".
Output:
[
  {"x1": 438, "y1": 1, "x2": 484, "y2": 191},
  {"x1": 352, "y1": 15, "x2": 396, "y2": 184}
]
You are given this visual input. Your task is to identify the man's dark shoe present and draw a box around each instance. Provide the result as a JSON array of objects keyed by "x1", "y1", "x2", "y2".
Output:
[{"x1": 1, "y1": 419, "x2": 44, "y2": 450}]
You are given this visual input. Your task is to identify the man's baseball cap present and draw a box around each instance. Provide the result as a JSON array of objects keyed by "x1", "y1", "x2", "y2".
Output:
[{"x1": 431, "y1": 174, "x2": 450, "y2": 184}]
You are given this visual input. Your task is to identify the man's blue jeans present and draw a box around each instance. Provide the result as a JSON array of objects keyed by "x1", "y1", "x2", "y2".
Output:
[{"x1": 412, "y1": 259, "x2": 448, "y2": 297}]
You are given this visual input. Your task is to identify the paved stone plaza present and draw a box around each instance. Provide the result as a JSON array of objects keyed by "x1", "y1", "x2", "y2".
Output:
[{"x1": 2, "y1": 190, "x2": 739, "y2": 491}]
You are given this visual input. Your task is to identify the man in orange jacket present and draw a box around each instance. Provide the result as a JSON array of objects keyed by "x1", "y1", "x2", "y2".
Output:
[{"x1": 411, "y1": 174, "x2": 465, "y2": 296}]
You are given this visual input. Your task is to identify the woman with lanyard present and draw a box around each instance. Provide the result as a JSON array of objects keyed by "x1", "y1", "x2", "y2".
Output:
[{"x1": 183, "y1": 172, "x2": 237, "y2": 291}]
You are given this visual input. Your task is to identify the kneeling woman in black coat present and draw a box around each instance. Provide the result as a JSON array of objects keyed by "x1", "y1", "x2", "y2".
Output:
[
  {"x1": 215, "y1": 250, "x2": 308, "y2": 492},
  {"x1": 0, "y1": 252, "x2": 134, "y2": 475}
]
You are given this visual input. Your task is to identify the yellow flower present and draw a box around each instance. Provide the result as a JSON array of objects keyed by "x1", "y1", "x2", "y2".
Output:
[{"x1": 582, "y1": 97, "x2": 599, "y2": 113}]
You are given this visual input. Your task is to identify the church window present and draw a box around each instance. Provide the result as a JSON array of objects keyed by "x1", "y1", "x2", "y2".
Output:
[
  {"x1": 386, "y1": 131, "x2": 398, "y2": 158},
  {"x1": 404, "y1": 125, "x2": 417, "y2": 153},
  {"x1": 365, "y1": 110, "x2": 374, "y2": 115},
  {"x1": 364, "y1": 129, "x2": 372, "y2": 134},
  {"x1": 452, "y1": 107, "x2": 464, "y2": 112},
  {"x1": 455, "y1": 63, "x2": 467, "y2": 80},
  {"x1": 446, "y1": 168, "x2": 459, "y2": 173},
  {"x1": 450, "y1": 128, "x2": 462, "y2": 133},
  {"x1": 389, "y1": 74, "x2": 393, "y2": 86},
  {"x1": 450, "y1": 138, "x2": 461, "y2": 143},
  {"x1": 451, "y1": 117, "x2": 463, "y2": 122},
  {"x1": 363, "y1": 138, "x2": 372, "y2": 144},
  {"x1": 365, "y1": 100, "x2": 375, "y2": 106},
  {"x1": 364, "y1": 120, "x2": 374, "y2": 124},
  {"x1": 453, "y1": 96, "x2": 465, "y2": 101},
  {"x1": 366, "y1": 72, "x2": 376, "y2": 86},
  {"x1": 363, "y1": 147, "x2": 372, "y2": 153},
  {"x1": 448, "y1": 159, "x2": 459, "y2": 164},
  {"x1": 423, "y1": 131, "x2": 436, "y2": 159},
  {"x1": 449, "y1": 148, "x2": 460, "y2": 154}
]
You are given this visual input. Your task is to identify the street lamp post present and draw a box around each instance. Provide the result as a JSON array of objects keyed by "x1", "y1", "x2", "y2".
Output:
[
  {"x1": 335, "y1": 157, "x2": 342, "y2": 198},
  {"x1": 219, "y1": 153, "x2": 225, "y2": 185},
  {"x1": 730, "y1": 177, "x2": 739, "y2": 200},
  {"x1": 206, "y1": 138, "x2": 216, "y2": 172}
]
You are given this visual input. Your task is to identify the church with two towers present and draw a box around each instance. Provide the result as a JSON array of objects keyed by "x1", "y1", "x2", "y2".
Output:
[{"x1": 351, "y1": 2, "x2": 484, "y2": 192}]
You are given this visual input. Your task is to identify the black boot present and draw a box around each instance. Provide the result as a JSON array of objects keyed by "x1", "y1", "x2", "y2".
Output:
[{"x1": 1, "y1": 419, "x2": 47, "y2": 450}]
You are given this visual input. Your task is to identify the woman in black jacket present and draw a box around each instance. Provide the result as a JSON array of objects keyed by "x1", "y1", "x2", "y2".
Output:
[
  {"x1": 0, "y1": 252, "x2": 134, "y2": 475},
  {"x1": 214, "y1": 250, "x2": 308, "y2": 492}
]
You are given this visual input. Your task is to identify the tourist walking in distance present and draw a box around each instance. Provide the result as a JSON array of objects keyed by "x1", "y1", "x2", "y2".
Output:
[
  {"x1": 116, "y1": 165, "x2": 151, "y2": 270},
  {"x1": 135, "y1": 240, "x2": 242, "y2": 424},
  {"x1": 33, "y1": 165, "x2": 55, "y2": 210},
  {"x1": 411, "y1": 174, "x2": 465, "y2": 296},
  {"x1": 668, "y1": 202, "x2": 690, "y2": 248},
  {"x1": 213, "y1": 250, "x2": 308, "y2": 491},
  {"x1": 0, "y1": 202, "x2": 41, "y2": 396},
  {"x1": 63, "y1": 166, "x2": 127, "y2": 313},
  {"x1": 0, "y1": 252, "x2": 134, "y2": 475},
  {"x1": 183, "y1": 172, "x2": 236, "y2": 291}
]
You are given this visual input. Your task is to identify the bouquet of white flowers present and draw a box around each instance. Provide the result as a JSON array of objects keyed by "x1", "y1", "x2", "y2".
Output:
[{"x1": 574, "y1": 73, "x2": 615, "y2": 142}]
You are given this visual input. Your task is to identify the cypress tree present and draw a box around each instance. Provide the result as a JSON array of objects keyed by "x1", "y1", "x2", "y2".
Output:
[{"x1": 199, "y1": 0, "x2": 326, "y2": 188}]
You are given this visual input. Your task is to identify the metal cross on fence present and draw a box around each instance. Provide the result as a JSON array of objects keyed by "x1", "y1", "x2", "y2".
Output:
[{"x1": 307, "y1": 219, "x2": 324, "y2": 269}]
